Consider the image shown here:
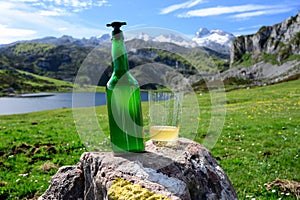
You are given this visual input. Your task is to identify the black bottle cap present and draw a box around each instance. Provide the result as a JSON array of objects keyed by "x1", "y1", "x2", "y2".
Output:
[{"x1": 106, "y1": 22, "x2": 127, "y2": 35}]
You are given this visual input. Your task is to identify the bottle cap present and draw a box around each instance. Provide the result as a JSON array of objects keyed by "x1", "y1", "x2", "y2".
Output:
[{"x1": 106, "y1": 22, "x2": 127, "y2": 35}]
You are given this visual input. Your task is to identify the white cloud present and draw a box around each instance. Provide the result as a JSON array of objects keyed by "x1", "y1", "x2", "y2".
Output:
[
  {"x1": 237, "y1": 25, "x2": 264, "y2": 31},
  {"x1": 37, "y1": 8, "x2": 70, "y2": 16},
  {"x1": 6, "y1": 0, "x2": 109, "y2": 16},
  {"x1": 160, "y1": 0, "x2": 205, "y2": 15},
  {"x1": 56, "y1": 0, "x2": 108, "y2": 10},
  {"x1": 177, "y1": 4, "x2": 294, "y2": 18},
  {"x1": 9, "y1": 0, "x2": 39, "y2": 2},
  {"x1": 0, "y1": 24, "x2": 36, "y2": 44},
  {"x1": 178, "y1": 4, "x2": 268, "y2": 17},
  {"x1": 57, "y1": 27, "x2": 68, "y2": 31},
  {"x1": 0, "y1": 0, "x2": 109, "y2": 44},
  {"x1": 231, "y1": 8, "x2": 294, "y2": 19}
]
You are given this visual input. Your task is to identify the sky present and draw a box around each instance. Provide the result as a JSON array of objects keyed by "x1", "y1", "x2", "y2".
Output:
[{"x1": 0, "y1": 0, "x2": 299, "y2": 44}]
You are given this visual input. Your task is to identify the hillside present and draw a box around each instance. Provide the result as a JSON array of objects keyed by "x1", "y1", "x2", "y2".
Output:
[
  {"x1": 0, "y1": 42, "x2": 94, "y2": 82},
  {"x1": 0, "y1": 69, "x2": 73, "y2": 96},
  {"x1": 0, "y1": 37, "x2": 228, "y2": 94},
  {"x1": 225, "y1": 11, "x2": 300, "y2": 86},
  {"x1": 230, "y1": 12, "x2": 300, "y2": 65}
]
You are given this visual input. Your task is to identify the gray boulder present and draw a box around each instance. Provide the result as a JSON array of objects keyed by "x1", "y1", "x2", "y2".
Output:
[{"x1": 39, "y1": 138, "x2": 237, "y2": 200}]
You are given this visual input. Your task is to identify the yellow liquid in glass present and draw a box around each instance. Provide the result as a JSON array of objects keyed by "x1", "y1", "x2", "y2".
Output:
[{"x1": 149, "y1": 126, "x2": 179, "y2": 141}]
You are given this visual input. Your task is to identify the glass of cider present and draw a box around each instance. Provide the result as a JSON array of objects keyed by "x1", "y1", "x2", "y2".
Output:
[{"x1": 148, "y1": 91, "x2": 183, "y2": 146}]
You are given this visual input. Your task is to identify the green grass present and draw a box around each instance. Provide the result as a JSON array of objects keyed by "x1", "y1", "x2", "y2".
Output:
[
  {"x1": 13, "y1": 43, "x2": 56, "y2": 56},
  {"x1": 0, "y1": 69, "x2": 73, "y2": 95},
  {"x1": 0, "y1": 109, "x2": 85, "y2": 199},
  {"x1": 208, "y1": 81, "x2": 300, "y2": 199},
  {"x1": 18, "y1": 70, "x2": 73, "y2": 87},
  {"x1": 20, "y1": 70, "x2": 106, "y2": 92},
  {"x1": 0, "y1": 79, "x2": 299, "y2": 199},
  {"x1": 0, "y1": 69, "x2": 106, "y2": 96}
]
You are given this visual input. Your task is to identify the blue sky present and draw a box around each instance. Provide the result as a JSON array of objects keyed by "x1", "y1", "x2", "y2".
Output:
[{"x1": 0, "y1": 0, "x2": 299, "y2": 44}]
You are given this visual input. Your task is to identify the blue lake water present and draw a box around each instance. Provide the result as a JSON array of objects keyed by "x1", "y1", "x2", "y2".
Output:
[{"x1": 0, "y1": 92, "x2": 149, "y2": 115}]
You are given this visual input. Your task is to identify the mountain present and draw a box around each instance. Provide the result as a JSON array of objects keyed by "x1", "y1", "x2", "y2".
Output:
[
  {"x1": 3, "y1": 11, "x2": 299, "y2": 94},
  {"x1": 0, "y1": 35, "x2": 110, "y2": 49},
  {"x1": 127, "y1": 28, "x2": 235, "y2": 54},
  {"x1": 224, "y1": 11, "x2": 300, "y2": 85},
  {"x1": 31, "y1": 35, "x2": 109, "y2": 47},
  {"x1": 97, "y1": 34, "x2": 111, "y2": 43},
  {"x1": 0, "y1": 42, "x2": 94, "y2": 82},
  {"x1": 0, "y1": 27, "x2": 234, "y2": 55},
  {"x1": 192, "y1": 28, "x2": 235, "y2": 54},
  {"x1": 230, "y1": 12, "x2": 300, "y2": 66},
  {"x1": 132, "y1": 32, "x2": 198, "y2": 48},
  {"x1": 0, "y1": 33, "x2": 229, "y2": 94}
]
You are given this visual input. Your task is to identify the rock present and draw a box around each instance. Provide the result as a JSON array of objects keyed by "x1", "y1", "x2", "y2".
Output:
[
  {"x1": 38, "y1": 165, "x2": 84, "y2": 200},
  {"x1": 39, "y1": 138, "x2": 237, "y2": 200},
  {"x1": 230, "y1": 11, "x2": 300, "y2": 66},
  {"x1": 1, "y1": 87, "x2": 15, "y2": 94},
  {"x1": 226, "y1": 12, "x2": 300, "y2": 86},
  {"x1": 219, "y1": 60, "x2": 300, "y2": 86}
]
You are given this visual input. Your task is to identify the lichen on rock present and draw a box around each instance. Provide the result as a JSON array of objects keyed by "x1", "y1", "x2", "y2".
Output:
[{"x1": 108, "y1": 178, "x2": 171, "y2": 200}]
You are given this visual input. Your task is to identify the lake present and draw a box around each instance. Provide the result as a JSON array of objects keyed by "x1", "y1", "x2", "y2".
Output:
[{"x1": 0, "y1": 92, "x2": 149, "y2": 115}]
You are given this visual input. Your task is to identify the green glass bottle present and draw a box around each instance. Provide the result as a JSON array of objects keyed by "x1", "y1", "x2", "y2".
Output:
[{"x1": 106, "y1": 22, "x2": 144, "y2": 153}]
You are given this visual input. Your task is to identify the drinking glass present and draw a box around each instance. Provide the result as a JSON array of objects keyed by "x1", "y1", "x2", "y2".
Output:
[{"x1": 148, "y1": 91, "x2": 183, "y2": 146}]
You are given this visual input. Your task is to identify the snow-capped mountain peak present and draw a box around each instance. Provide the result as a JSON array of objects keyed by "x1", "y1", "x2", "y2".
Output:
[
  {"x1": 97, "y1": 27, "x2": 235, "y2": 53},
  {"x1": 153, "y1": 34, "x2": 197, "y2": 47},
  {"x1": 135, "y1": 33, "x2": 152, "y2": 41},
  {"x1": 131, "y1": 32, "x2": 198, "y2": 48},
  {"x1": 97, "y1": 33, "x2": 110, "y2": 42},
  {"x1": 192, "y1": 28, "x2": 235, "y2": 53},
  {"x1": 196, "y1": 28, "x2": 210, "y2": 37}
]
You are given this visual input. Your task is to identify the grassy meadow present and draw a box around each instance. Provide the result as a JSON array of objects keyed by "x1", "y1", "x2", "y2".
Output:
[
  {"x1": 0, "y1": 69, "x2": 106, "y2": 96},
  {"x1": 0, "y1": 79, "x2": 299, "y2": 199}
]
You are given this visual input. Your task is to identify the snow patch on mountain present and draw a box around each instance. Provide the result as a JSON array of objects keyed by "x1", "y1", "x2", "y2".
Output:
[
  {"x1": 124, "y1": 28, "x2": 235, "y2": 53},
  {"x1": 129, "y1": 32, "x2": 198, "y2": 48},
  {"x1": 192, "y1": 28, "x2": 235, "y2": 53},
  {"x1": 153, "y1": 34, "x2": 198, "y2": 47}
]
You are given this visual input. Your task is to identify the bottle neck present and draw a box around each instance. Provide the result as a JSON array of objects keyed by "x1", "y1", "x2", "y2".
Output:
[{"x1": 111, "y1": 32, "x2": 129, "y2": 76}]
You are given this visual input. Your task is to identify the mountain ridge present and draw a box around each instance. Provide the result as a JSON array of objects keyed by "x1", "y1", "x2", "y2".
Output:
[
  {"x1": 224, "y1": 11, "x2": 300, "y2": 86},
  {"x1": 0, "y1": 36, "x2": 229, "y2": 94},
  {"x1": 192, "y1": 28, "x2": 235, "y2": 54},
  {"x1": 230, "y1": 11, "x2": 300, "y2": 66},
  {"x1": 0, "y1": 27, "x2": 235, "y2": 54},
  {"x1": 1, "y1": 12, "x2": 299, "y2": 95}
]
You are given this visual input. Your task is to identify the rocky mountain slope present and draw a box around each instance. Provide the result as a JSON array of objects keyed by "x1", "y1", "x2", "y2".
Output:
[
  {"x1": 230, "y1": 12, "x2": 300, "y2": 66},
  {"x1": 224, "y1": 11, "x2": 300, "y2": 86}
]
